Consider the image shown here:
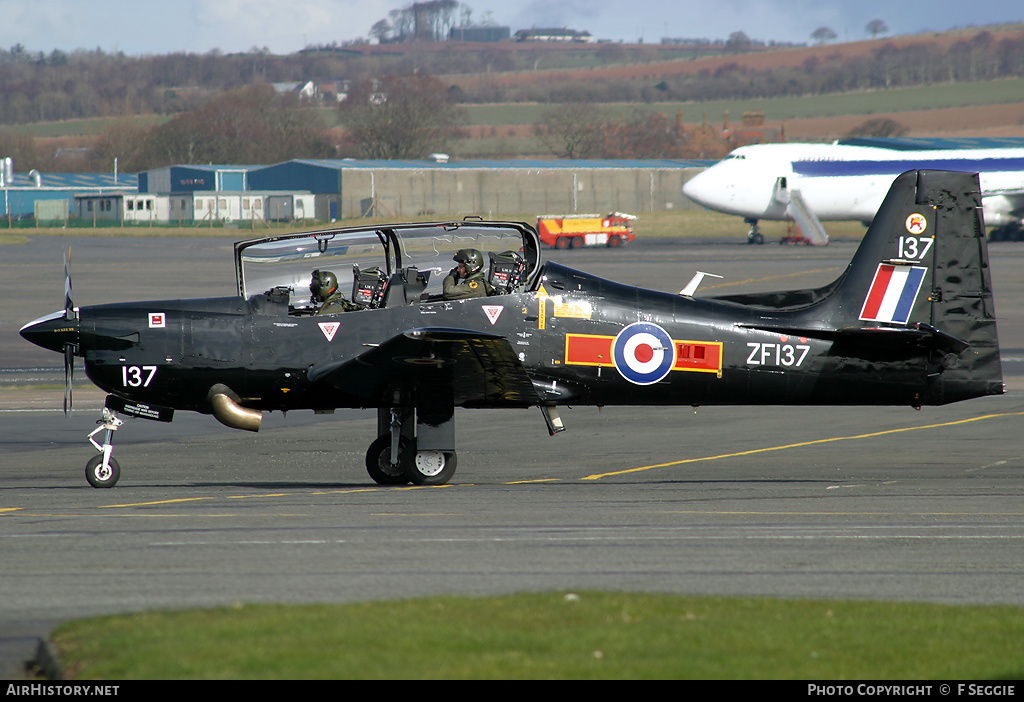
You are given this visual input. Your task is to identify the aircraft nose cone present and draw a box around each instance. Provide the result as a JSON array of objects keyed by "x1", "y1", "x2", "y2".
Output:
[
  {"x1": 19, "y1": 311, "x2": 79, "y2": 354},
  {"x1": 682, "y1": 171, "x2": 719, "y2": 208}
]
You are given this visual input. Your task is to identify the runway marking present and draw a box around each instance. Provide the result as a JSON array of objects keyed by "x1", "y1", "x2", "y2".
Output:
[
  {"x1": 970, "y1": 456, "x2": 1023, "y2": 472},
  {"x1": 99, "y1": 497, "x2": 215, "y2": 508},
  {"x1": 0, "y1": 507, "x2": 23, "y2": 513},
  {"x1": 650, "y1": 510, "x2": 1024, "y2": 517},
  {"x1": 227, "y1": 493, "x2": 290, "y2": 499},
  {"x1": 583, "y1": 411, "x2": 1024, "y2": 480}
]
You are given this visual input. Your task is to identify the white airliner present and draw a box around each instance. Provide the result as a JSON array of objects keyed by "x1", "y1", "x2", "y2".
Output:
[{"x1": 681, "y1": 141, "x2": 1024, "y2": 243}]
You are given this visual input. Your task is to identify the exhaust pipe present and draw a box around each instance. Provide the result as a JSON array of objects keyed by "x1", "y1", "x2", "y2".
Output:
[{"x1": 208, "y1": 384, "x2": 262, "y2": 432}]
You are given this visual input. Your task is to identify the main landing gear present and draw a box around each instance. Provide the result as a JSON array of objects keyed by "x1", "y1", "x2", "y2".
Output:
[
  {"x1": 365, "y1": 407, "x2": 458, "y2": 486},
  {"x1": 85, "y1": 407, "x2": 123, "y2": 488},
  {"x1": 80, "y1": 397, "x2": 460, "y2": 489},
  {"x1": 745, "y1": 218, "x2": 764, "y2": 245}
]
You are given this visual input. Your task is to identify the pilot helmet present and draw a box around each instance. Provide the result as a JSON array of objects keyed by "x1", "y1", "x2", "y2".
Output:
[
  {"x1": 310, "y1": 269, "x2": 338, "y2": 301},
  {"x1": 453, "y1": 248, "x2": 484, "y2": 276}
]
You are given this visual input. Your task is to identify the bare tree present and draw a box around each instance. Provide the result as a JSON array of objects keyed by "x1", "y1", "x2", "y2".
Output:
[
  {"x1": 0, "y1": 130, "x2": 40, "y2": 169},
  {"x1": 100, "y1": 85, "x2": 334, "y2": 168},
  {"x1": 534, "y1": 103, "x2": 606, "y2": 159},
  {"x1": 339, "y1": 73, "x2": 466, "y2": 159},
  {"x1": 379, "y1": 1, "x2": 462, "y2": 43},
  {"x1": 598, "y1": 112, "x2": 685, "y2": 159},
  {"x1": 92, "y1": 120, "x2": 153, "y2": 173},
  {"x1": 370, "y1": 19, "x2": 392, "y2": 44},
  {"x1": 726, "y1": 31, "x2": 753, "y2": 53},
  {"x1": 866, "y1": 19, "x2": 889, "y2": 39},
  {"x1": 811, "y1": 27, "x2": 838, "y2": 44}
]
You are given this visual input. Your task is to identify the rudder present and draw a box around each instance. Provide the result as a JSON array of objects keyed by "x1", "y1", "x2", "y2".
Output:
[{"x1": 828, "y1": 170, "x2": 1002, "y2": 402}]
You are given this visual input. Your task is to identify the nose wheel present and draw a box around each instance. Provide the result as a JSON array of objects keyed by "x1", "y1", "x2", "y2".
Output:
[
  {"x1": 85, "y1": 407, "x2": 123, "y2": 488},
  {"x1": 85, "y1": 454, "x2": 121, "y2": 489}
]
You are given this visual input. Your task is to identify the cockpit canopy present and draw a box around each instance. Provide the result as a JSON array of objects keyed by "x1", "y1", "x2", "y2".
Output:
[{"x1": 234, "y1": 219, "x2": 542, "y2": 311}]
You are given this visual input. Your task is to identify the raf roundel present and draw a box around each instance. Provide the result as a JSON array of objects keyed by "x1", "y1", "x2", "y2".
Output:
[{"x1": 611, "y1": 322, "x2": 677, "y2": 385}]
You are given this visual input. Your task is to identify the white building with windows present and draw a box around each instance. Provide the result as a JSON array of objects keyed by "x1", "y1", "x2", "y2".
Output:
[
  {"x1": 74, "y1": 191, "x2": 315, "y2": 225},
  {"x1": 75, "y1": 193, "x2": 169, "y2": 224}
]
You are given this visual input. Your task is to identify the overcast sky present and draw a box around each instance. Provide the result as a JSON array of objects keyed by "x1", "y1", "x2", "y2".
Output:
[{"x1": 3, "y1": 0, "x2": 1021, "y2": 56}]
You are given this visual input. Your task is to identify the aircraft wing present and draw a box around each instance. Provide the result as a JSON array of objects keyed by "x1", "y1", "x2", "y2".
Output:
[{"x1": 307, "y1": 327, "x2": 541, "y2": 408}]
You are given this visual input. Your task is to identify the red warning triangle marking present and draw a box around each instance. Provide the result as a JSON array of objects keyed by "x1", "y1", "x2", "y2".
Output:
[
  {"x1": 482, "y1": 305, "x2": 503, "y2": 325},
  {"x1": 318, "y1": 322, "x2": 340, "y2": 341}
]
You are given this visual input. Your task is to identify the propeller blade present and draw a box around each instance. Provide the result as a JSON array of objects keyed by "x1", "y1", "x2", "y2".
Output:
[
  {"x1": 64, "y1": 247, "x2": 76, "y2": 321},
  {"x1": 63, "y1": 343, "x2": 74, "y2": 415}
]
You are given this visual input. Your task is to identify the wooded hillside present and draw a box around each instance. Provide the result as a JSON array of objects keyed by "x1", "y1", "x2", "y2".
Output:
[{"x1": 2, "y1": 24, "x2": 1022, "y2": 172}]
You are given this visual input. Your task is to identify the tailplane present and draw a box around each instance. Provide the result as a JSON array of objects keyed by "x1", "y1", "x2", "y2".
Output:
[
  {"x1": 826, "y1": 170, "x2": 1001, "y2": 402},
  {"x1": 722, "y1": 170, "x2": 1003, "y2": 403}
]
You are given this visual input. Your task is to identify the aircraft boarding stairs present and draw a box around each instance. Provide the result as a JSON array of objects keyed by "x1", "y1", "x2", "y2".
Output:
[{"x1": 773, "y1": 176, "x2": 830, "y2": 245}]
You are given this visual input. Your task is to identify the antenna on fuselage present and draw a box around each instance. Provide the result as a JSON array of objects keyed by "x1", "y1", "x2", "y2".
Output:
[{"x1": 679, "y1": 271, "x2": 723, "y2": 296}]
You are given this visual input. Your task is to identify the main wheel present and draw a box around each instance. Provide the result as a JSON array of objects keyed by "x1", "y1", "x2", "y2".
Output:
[
  {"x1": 607, "y1": 235, "x2": 623, "y2": 247},
  {"x1": 365, "y1": 435, "x2": 411, "y2": 485},
  {"x1": 570, "y1": 236, "x2": 584, "y2": 249},
  {"x1": 555, "y1": 237, "x2": 570, "y2": 250},
  {"x1": 404, "y1": 449, "x2": 457, "y2": 486},
  {"x1": 85, "y1": 455, "x2": 120, "y2": 488}
]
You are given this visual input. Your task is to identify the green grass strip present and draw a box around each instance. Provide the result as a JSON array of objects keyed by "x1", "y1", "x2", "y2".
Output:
[{"x1": 50, "y1": 592, "x2": 1024, "y2": 679}]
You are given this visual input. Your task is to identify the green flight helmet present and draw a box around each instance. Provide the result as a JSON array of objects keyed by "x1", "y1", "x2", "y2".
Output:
[
  {"x1": 310, "y1": 269, "x2": 338, "y2": 301},
  {"x1": 454, "y1": 248, "x2": 484, "y2": 276}
]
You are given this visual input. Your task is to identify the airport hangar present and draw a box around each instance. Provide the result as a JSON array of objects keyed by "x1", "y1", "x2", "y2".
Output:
[{"x1": 1, "y1": 159, "x2": 713, "y2": 225}]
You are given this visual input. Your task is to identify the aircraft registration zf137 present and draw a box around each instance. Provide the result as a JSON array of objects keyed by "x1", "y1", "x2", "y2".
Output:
[{"x1": 20, "y1": 170, "x2": 1004, "y2": 488}]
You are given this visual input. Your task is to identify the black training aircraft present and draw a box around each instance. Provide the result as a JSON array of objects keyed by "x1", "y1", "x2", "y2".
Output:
[{"x1": 20, "y1": 170, "x2": 1003, "y2": 488}]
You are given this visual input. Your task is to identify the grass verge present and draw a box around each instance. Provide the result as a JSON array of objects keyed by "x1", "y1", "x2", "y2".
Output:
[{"x1": 50, "y1": 592, "x2": 1024, "y2": 679}]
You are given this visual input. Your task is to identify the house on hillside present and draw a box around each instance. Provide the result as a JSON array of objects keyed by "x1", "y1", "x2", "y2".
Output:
[
  {"x1": 318, "y1": 80, "x2": 352, "y2": 103},
  {"x1": 514, "y1": 28, "x2": 593, "y2": 43},
  {"x1": 271, "y1": 81, "x2": 318, "y2": 101}
]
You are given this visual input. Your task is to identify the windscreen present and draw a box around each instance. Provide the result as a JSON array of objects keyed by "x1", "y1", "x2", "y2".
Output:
[
  {"x1": 237, "y1": 223, "x2": 533, "y2": 307},
  {"x1": 238, "y1": 231, "x2": 386, "y2": 310},
  {"x1": 396, "y1": 225, "x2": 530, "y2": 297}
]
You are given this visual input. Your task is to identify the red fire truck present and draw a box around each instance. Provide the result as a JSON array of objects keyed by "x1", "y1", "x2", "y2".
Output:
[{"x1": 536, "y1": 212, "x2": 636, "y2": 249}]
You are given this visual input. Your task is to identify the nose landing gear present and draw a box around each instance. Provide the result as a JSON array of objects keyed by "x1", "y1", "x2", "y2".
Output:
[{"x1": 85, "y1": 407, "x2": 123, "y2": 488}]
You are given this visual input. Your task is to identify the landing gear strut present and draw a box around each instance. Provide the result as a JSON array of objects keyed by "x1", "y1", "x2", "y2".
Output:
[
  {"x1": 745, "y1": 218, "x2": 764, "y2": 245},
  {"x1": 85, "y1": 407, "x2": 122, "y2": 488},
  {"x1": 364, "y1": 406, "x2": 458, "y2": 486},
  {"x1": 365, "y1": 434, "x2": 411, "y2": 484}
]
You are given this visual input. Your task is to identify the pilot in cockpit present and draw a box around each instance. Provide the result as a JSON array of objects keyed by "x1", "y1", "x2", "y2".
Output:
[
  {"x1": 310, "y1": 269, "x2": 357, "y2": 314},
  {"x1": 443, "y1": 249, "x2": 492, "y2": 300}
]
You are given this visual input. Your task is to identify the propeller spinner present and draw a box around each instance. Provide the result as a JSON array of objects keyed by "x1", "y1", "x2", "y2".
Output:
[{"x1": 18, "y1": 249, "x2": 80, "y2": 414}]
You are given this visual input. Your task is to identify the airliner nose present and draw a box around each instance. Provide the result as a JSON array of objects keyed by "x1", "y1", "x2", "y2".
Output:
[
  {"x1": 19, "y1": 311, "x2": 79, "y2": 354},
  {"x1": 682, "y1": 169, "x2": 723, "y2": 210}
]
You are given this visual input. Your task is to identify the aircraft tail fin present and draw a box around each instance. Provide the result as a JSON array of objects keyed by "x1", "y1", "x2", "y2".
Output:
[
  {"x1": 824, "y1": 170, "x2": 1002, "y2": 401},
  {"x1": 728, "y1": 170, "x2": 1003, "y2": 403}
]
